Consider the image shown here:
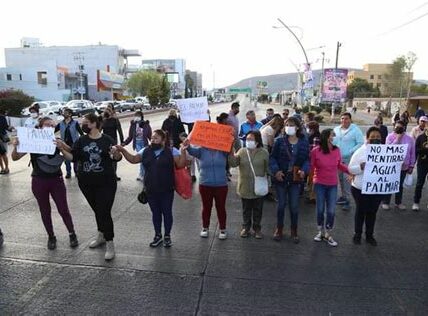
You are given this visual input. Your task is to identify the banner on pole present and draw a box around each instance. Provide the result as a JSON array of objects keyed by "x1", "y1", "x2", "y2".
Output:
[
  {"x1": 176, "y1": 97, "x2": 209, "y2": 123},
  {"x1": 321, "y1": 68, "x2": 348, "y2": 102},
  {"x1": 17, "y1": 127, "x2": 56, "y2": 155},
  {"x1": 362, "y1": 144, "x2": 408, "y2": 194},
  {"x1": 189, "y1": 121, "x2": 234, "y2": 152}
]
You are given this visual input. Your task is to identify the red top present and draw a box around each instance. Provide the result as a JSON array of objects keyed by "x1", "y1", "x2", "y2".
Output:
[{"x1": 311, "y1": 146, "x2": 349, "y2": 185}]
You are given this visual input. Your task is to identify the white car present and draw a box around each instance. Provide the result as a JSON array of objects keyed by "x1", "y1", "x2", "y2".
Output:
[
  {"x1": 65, "y1": 100, "x2": 95, "y2": 117},
  {"x1": 94, "y1": 101, "x2": 116, "y2": 114},
  {"x1": 22, "y1": 101, "x2": 65, "y2": 116}
]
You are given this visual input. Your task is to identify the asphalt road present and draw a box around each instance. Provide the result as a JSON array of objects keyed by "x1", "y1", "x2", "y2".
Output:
[{"x1": 0, "y1": 98, "x2": 427, "y2": 315}]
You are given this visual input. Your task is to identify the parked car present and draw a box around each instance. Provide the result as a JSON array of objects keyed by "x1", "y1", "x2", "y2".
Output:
[
  {"x1": 118, "y1": 99, "x2": 142, "y2": 112},
  {"x1": 94, "y1": 101, "x2": 116, "y2": 114},
  {"x1": 22, "y1": 101, "x2": 65, "y2": 116},
  {"x1": 65, "y1": 100, "x2": 95, "y2": 117}
]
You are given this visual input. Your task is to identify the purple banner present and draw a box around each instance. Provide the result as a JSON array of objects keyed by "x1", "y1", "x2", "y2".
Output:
[{"x1": 321, "y1": 68, "x2": 348, "y2": 102}]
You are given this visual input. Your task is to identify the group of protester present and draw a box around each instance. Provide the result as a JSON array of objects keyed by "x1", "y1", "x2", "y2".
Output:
[{"x1": 0, "y1": 102, "x2": 427, "y2": 260}]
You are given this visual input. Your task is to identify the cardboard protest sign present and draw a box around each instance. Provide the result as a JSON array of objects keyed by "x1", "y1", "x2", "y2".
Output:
[
  {"x1": 17, "y1": 127, "x2": 56, "y2": 155},
  {"x1": 362, "y1": 144, "x2": 408, "y2": 194},
  {"x1": 189, "y1": 121, "x2": 234, "y2": 152},
  {"x1": 176, "y1": 97, "x2": 209, "y2": 123}
]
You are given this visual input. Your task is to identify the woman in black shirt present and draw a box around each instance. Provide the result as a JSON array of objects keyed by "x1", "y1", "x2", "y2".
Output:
[
  {"x1": 58, "y1": 113, "x2": 122, "y2": 261},
  {"x1": 101, "y1": 108, "x2": 124, "y2": 180},
  {"x1": 11, "y1": 117, "x2": 78, "y2": 250}
]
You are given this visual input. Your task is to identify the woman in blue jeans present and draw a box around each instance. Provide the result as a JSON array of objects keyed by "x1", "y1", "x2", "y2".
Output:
[
  {"x1": 310, "y1": 129, "x2": 350, "y2": 247},
  {"x1": 269, "y1": 117, "x2": 309, "y2": 243}
]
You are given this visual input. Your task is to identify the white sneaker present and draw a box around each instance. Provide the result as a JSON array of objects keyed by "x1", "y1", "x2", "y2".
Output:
[
  {"x1": 396, "y1": 204, "x2": 406, "y2": 210},
  {"x1": 89, "y1": 232, "x2": 106, "y2": 248},
  {"x1": 200, "y1": 228, "x2": 209, "y2": 238},
  {"x1": 104, "y1": 241, "x2": 115, "y2": 261},
  {"x1": 218, "y1": 230, "x2": 227, "y2": 240},
  {"x1": 313, "y1": 231, "x2": 323, "y2": 242},
  {"x1": 381, "y1": 204, "x2": 390, "y2": 210},
  {"x1": 326, "y1": 235, "x2": 338, "y2": 247},
  {"x1": 412, "y1": 203, "x2": 420, "y2": 211}
]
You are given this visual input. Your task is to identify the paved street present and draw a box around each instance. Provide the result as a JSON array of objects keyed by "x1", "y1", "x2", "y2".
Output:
[{"x1": 0, "y1": 99, "x2": 427, "y2": 315}]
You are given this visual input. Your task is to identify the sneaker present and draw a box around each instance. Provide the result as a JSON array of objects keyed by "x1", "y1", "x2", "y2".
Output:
[
  {"x1": 353, "y1": 234, "x2": 362, "y2": 245},
  {"x1": 273, "y1": 227, "x2": 283, "y2": 241},
  {"x1": 366, "y1": 236, "x2": 377, "y2": 246},
  {"x1": 412, "y1": 203, "x2": 420, "y2": 211},
  {"x1": 336, "y1": 197, "x2": 348, "y2": 205},
  {"x1": 381, "y1": 203, "x2": 390, "y2": 210},
  {"x1": 326, "y1": 235, "x2": 338, "y2": 247},
  {"x1": 65, "y1": 174, "x2": 71, "y2": 179},
  {"x1": 47, "y1": 236, "x2": 57, "y2": 250},
  {"x1": 313, "y1": 231, "x2": 323, "y2": 242},
  {"x1": 149, "y1": 235, "x2": 163, "y2": 247},
  {"x1": 69, "y1": 233, "x2": 79, "y2": 248},
  {"x1": 163, "y1": 235, "x2": 172, "y2": 248},
  {"x1": 89, "y1": 232, "x2": 106, "y2": 248},
  {"x1": 200, "y1": 228, "x2": 209, "y2": 238},
  {"x1": 240, "y1": 228, "x2": 249, "y2": 238},
  {"x1": 104, "y1": 241, "x2": 115, "y2": 260},
  {"x1": 218, "y1": 230, "x2": 227, "y2": 240},
  {"x1": 396, "y1": 204, "x2": 406, "y2": 210},
  {"x1": 254, "y1": 230, "x2": 263, "y2": 239}
]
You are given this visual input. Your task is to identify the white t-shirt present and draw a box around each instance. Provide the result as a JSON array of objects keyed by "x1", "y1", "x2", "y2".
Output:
[{"x1": 24, "y1": 117, "x2": 39, "y2": 128}]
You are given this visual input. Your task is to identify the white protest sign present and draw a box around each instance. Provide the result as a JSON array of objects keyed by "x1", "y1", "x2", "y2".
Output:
[
  {"x1": 17, "y1": 127, "x2": 56, "y2": 155},
  {"x1": 362, "y1": 144, "x2": 408, "y2": 194},
  {"x1": 176, "y1": 97, "x2": 209, "y2": 123}
]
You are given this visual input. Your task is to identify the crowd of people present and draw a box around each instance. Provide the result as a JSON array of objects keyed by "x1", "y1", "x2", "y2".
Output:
[{"x1": 0, "y1": 102, "x2": 427, "y2": 259}]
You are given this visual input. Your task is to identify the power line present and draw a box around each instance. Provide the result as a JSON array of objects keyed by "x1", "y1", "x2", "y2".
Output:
[
  {"x1": 408, "y1": 1, "x2": 428, "y2": 14},
  {"x1": 378, "y1": 10, "x2": 428, "y2": 36}
]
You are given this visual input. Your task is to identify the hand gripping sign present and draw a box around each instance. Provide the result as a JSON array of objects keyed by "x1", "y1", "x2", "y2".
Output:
[{"x1": 189, "y1": 121, "x2": 234, "y2": 153}]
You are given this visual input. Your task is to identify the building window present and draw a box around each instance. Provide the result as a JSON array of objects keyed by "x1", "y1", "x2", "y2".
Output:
[
  {"x1": 376, "y1": 83, "x2": 381, "y2": 88},
  {"x1": 6, "y1": 74, "x2": 12, "y2": 81},
  {"x1": 370, "y1": 75, "x2": 374, "y2": 80},
  {"x1": 19, "y1": 74, "x2": 22, "y2": 81},
  {"x1": 37, "y1": 71, "x2": 47, "y2": 85},
  {"x1": 378, "y1": 75, "x2": 382, "y2": 79}
]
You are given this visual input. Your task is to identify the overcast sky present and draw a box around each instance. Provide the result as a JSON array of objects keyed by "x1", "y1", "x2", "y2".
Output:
[{"x1": 1, "y1": 0, "x2": 427, "y2": 89}]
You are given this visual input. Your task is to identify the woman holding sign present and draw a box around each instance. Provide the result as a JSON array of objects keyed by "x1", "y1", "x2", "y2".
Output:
[
  {"x1": 11, "y1": 117, "x2": 78, "y2": 250},
  {"x1": 57, "y1": 113, "x2": 122, "y2": 261},
  {"x1": 349, "y1": 126, "x2": 384, "y2": 246}
]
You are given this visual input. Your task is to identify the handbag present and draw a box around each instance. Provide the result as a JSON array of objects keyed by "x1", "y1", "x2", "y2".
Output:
[
  {"x1": 174, "y1": 167, "x2": 192, "y2": 199},
  {"x1": 404, "y1": 173, "x2": 413, "y2": 187},
  {"x1": 36, "y1": 154, "x2": 64, "y2": 174},
  {"x1": 246, "y1": 148, "x2": 269, "y2": 196}
]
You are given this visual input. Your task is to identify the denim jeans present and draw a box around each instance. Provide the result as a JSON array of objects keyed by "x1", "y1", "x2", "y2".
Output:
[
  {"x1": 414, "y1": 163, "x2": 428, "y2": 203},
  {"x1": 338, "y1": 157, "x2": 351, "y2": 201},
  {"x1": 135, "y1": 139, "x2": 145, "y2": 178},
  {"x1": 275, "y1": 183, "x2": 300, "y2": 229},
  {"x1": 382, "y1": 170, "x2": 407, "y2": 205},
  {"x1": 314, "y1": 183, "x2": 338, "y2": 230},
  {"x1": 64, "y1": 160, "x2": 77, "y2": 176}
]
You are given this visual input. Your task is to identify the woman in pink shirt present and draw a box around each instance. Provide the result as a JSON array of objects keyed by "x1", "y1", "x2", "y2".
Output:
[{"x1": 311, "y1": 128, "x2": 349, "y2": 247}]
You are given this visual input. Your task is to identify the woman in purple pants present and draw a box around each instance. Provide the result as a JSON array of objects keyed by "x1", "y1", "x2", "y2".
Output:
[{"x1": 11, "y1": 117, "x2": 78, "y2": 250}]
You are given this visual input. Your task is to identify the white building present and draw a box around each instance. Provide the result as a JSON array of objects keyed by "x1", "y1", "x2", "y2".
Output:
[
  {"x1": 0, "y1": 38, "x2": 139, "y2": 101},
  {"x1": 142, "y1": 59, "x2": 186, "y2": 96}
]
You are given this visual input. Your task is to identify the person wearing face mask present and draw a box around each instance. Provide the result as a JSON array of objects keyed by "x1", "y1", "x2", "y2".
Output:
[
  {"x1": 57, "y1": 113, "x2": 123, "y2": 260},
  {"x1": 11, "y1": 117, "x2": 78, "y2": 250},
  {"x1": 305, "y1": 121, "x2": 321, "y2": 204},
  {"x1": 311, "y1": 129, "x2": 350, "y2": 247},
  {"x1": 348, "y1": 127, "x2": 385, "y2": 246},
  {"x1": 410, "y1": 116, "x2": 428, "y2": 140},
  {"x1": 227, "y1": 102, "x2": 241, "y2": 150},
  {"x1": 161, "y1": 109, "x2": 185, "y2": 149},
  {"x1": 101, "y1": 108, "x2": 124, "y2": 181},
  {"x1": 333, "y1": 112, "x2": 364, "y2": 210},
  {"x1": 374, "y1": 116, "x2": 388, "y2": 144},
  {"x1": 239, "y1": 110, "x2": 263, "y2": 147},
  {"x1": 24, "y1": 106, "x2": 41, "y2": 128},
  {"x1": 229, "y1": 131, "x2": 269, "y2": 239},
  {"x1": 115, "y1": 130, "x2": 187, "y2": 248},
  {"x1": 122, "y1": 111, "x2": 152, "y2": 181},
  {"x1": 55, "y1": 108, "x2": 83, "y2": 178},
  {"x1": 381, "y1": 120, "x2": 416, "y2": 210},
  {"x1": 269, "y1": 117, "x2": 309, "y2": 243}
]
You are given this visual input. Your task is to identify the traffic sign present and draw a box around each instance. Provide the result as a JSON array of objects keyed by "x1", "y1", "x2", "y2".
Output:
[{"x1": 228, "y1": 87, "x2": 252, "y2": 93}]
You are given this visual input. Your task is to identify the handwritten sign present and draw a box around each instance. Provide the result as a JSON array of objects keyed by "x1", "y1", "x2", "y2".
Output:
[
  {"x1": 189, "y1": 121, "x2": 234, "y2": 152},
  {"x1": 176, "y1": 97, "x2": 209, "y2": 123},
  {"x1": 17, "y1": 127, "x2": 56, "y2": 155},
  {"x1": 362, "y1": 144, "x2": 408, "y2": 194}
]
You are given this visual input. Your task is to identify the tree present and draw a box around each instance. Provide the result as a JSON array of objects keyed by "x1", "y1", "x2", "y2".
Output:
[
  {"x1": 159, "y1": 76, "x2": 171, "y2": 105},
  {"x1": 347, "y1": 78, "x2": 377, "y2": 99},
  {"x1": 147, "y1": 86, "x2": 160, "y2": 107},
  {"x1": 126, "y1": 70, "x2": 162, "y2": 97},
  {"x1": 404, "y1": 52, "x2": 417, "y2": 99},
  {"x1": 0, "y1": 89, "x2": 34, "y2": 116},
  {"x1": 382, "y1": 55, "x2": 409, "y2": 97}
]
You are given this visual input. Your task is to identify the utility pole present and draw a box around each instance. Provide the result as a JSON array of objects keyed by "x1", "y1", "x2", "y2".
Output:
[
  {"x1": 73, "y1": 52, "x2": 85, "y2": 100},
  {"x1": 335, "y1": 42, "x2": 342, "y2": 69},
  {"x1": 318, "y1": 52, "x2": 325, "y2": 104}
]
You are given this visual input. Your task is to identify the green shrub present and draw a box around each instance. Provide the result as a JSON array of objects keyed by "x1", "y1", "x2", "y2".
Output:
[{"x1": 0, "y1": 89, "x2": 34, "y2": 116}]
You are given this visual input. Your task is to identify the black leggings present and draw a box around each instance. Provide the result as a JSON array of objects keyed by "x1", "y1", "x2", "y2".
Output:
[{"x1": 78, "y1": 179, "x2": 117, "y2": 241}]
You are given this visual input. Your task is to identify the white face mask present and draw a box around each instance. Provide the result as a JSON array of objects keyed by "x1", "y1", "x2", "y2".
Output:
[
  {"x1": 134, "y1": 117, "x2": 141, "y2": 122},
  {"x1": 285, "y1": 126, "x2": 296, "y2": 136},
  {"x1": 30, "y1": 113, "x2": 38, "y2": 119},
  {"x1": 246, "y1": 140, "x2": 257, "y2": 149}
]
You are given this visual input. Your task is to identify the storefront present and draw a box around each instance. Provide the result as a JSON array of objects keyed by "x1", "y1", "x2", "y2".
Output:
[{"x1": 96, "y1": 70, "x2": 124, "y2": 100}]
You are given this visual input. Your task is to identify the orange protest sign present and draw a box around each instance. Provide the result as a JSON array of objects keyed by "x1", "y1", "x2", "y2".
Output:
[{"x1": 189, "y1": 121, "x2": 234, "y2": 152}]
